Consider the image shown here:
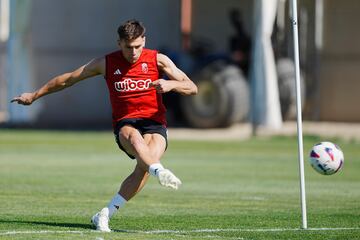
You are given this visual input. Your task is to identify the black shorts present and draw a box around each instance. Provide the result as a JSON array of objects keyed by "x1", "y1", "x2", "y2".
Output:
[{"x1": 113, "y1": 118, "x2": 168, "y2": 159}]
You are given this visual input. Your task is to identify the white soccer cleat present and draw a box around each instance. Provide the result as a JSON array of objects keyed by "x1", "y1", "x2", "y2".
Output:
[
  {"x1": 157, "y1": 169, "x2": 182, "y2": 190},
  {"x1": 91, "y1": 208, "x2": 111, "y2": 232}
]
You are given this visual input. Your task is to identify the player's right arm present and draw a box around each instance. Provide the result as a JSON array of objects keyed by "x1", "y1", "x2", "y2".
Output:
[{"x1": 11, "y1": 57, "x2": 105, "y2": 105}]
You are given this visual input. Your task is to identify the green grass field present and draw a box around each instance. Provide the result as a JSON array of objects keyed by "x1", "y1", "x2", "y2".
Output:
[{"x1": 0, "y1": 129, "x2": 359, "y2": 240}]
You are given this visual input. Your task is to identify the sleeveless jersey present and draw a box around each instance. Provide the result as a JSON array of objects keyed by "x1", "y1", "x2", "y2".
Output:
[{"x1": 105, "y1": 49, "x2": 167, "y2": 128}]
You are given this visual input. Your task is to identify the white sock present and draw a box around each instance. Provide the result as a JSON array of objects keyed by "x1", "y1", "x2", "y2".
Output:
[
  {"x1": 149, "y1": 163, "x2": 164, "y2": 177},
  {"x1": 105, "y1": 193, "x2": 127, "y2": 218}
]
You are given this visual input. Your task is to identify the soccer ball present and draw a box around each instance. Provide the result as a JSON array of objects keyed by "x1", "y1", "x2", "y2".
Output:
[{"x1": 309, "y1": 141, "x2": 344, "y2": 175}]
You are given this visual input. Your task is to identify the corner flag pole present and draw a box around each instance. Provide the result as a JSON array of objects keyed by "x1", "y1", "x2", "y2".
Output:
[{"x1": 290, "y1": 0, "x2": 307, "y2": 229}]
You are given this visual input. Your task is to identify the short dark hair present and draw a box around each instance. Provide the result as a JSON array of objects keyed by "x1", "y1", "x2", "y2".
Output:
[{"x1": 117, "y1": 19, "x2": 146, "y2": 40}]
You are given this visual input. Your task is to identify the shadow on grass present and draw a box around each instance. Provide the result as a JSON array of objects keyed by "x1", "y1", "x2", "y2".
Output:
[
  {"x1": 0, "y1": 219, "x2": 135, "y2": 234},
  {"x1": 0, "y1": 219, "x2": 92, "y2": 230}
]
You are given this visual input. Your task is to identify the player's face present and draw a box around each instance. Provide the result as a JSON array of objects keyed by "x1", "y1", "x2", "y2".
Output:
[{"x1": 119, "y1": 36, "x2": 145, "y2": 64}]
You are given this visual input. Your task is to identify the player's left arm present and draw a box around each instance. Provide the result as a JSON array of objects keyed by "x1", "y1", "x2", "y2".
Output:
[{"x1": 152, "y1": 53, "x2": 198, "y2": 95}]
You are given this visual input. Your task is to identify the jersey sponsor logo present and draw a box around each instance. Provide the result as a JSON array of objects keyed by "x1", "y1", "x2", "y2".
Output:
[
  {"x1": 114, "y1": 78, "x2": 152, "y2": 92},
  {"x1": 114, "y1": 69, "x2": 122, "y2": 75}
]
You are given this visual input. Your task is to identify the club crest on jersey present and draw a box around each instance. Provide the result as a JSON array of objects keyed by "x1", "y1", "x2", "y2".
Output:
[
  {"x1": 114, "y1": 78, "x2": 152, "y2": 92},
  {"x1": 141, "y1": 63, "x2": 148, "y2": 73}
]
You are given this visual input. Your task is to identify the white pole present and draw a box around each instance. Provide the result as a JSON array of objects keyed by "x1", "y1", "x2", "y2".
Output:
[
  {"x1": 290, "y1": 0, "x2": 307, "y2": 229},
  {"x1": 0, "y1": 0, "x2": 10, "y2": 42}
]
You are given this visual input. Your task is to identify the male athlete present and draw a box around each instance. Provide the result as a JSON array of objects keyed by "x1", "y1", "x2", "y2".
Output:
[{"x1": 11, "y1": 19, "x2": 198, "y2": 232}]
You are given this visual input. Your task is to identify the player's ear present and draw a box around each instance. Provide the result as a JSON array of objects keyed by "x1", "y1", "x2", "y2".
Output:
[
  {"x1": 143, "y1": 36, "x2": 146, "y2": 47},
  {"x1": 117, "y1": 39, "x2": 121, "y2": 47}
]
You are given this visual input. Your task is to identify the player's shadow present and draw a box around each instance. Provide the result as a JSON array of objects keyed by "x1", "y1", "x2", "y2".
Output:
[
  {"x1": 0, "y1": 219, "x2": 131, "y2": 233},
  {"x1": 0, "y1": 219, "x2": 92, "y2": 230}
]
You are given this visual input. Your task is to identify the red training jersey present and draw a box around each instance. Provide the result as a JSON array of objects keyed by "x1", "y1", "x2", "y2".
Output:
[{"x1": 105, "y1": 49, "x2": 167, "y2": 128}]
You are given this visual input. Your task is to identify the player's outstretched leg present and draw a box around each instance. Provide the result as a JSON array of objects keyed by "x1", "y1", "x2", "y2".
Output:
[{"x1": 119, "y1": 127, "x2": 182, "y2": 190}]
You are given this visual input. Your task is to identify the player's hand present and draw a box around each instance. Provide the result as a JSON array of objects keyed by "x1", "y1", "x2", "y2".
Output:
[
  {"x1": 150, "y1": 79, "x2": 173, "y2": 93},
  {"x1": 11, "y1": 92, "x2": 36, "y2": 105}
]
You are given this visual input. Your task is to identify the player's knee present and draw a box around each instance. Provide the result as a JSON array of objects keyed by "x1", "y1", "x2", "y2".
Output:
[
  {"x1": 129, "y1": 136, "x2": 146, "y2": 151},
  {"x1": 119, "y1": 128, "x2": 143, "y2": 148},
  {"x1": 119, "y1": 128, "x2": 131, "y2": 141}
]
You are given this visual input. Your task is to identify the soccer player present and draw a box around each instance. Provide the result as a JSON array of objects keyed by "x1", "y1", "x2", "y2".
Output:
[{"x1": 11, "y1": 19, "x2": 198, "y2": 232}]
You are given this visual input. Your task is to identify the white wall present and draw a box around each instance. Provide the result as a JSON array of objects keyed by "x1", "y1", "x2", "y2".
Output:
[
  {"x1": 29, "y1": 0, "x2": 181, "y2": 128},
  {"x1": 318, "y1": 0, "x2": 360, "y2": 121}
]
